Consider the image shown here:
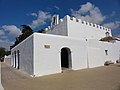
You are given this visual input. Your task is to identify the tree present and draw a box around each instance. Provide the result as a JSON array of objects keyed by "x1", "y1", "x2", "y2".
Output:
[
  {"x1": 0, "y1": 47, "x2": 11, "y2": 62},
  {"x1": 6, "y1": 51, "x2": 11, "y2": 56},
  {"x1": 18, "y1": 25, "x2": 33, "y2": 42},
  {"x1": 11, "y1": 25, "x2": 33, "y2": 49},
  {"x1": 0, "y1": 47, "x2": 6, "y2": 58}
]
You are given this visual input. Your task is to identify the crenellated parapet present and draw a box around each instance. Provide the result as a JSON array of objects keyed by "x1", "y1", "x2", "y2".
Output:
[
  {"x1": 45, "y1": 15, "x2": 111, "y2": 33},
  {"x1": 67, "y1": 16, "x2": 111, "y2": 32},
  {"x1": 44, "y1": 15, "x2": 112, "y2": 39}
]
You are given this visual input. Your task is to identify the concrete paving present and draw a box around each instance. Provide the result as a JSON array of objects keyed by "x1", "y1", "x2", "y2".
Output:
[{"x1": 1, "y1": 62, "x2": 120, "y2": 90}]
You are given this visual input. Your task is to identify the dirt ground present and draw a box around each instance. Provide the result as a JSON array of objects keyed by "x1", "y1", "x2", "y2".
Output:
[{"x1": 1, "y1": 62, "x2": 120, "y2": 90}]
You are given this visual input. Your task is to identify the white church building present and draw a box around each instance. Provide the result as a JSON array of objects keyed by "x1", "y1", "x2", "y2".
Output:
[{"x1": 10, "y1": 15, "x2": 120, "y2": 77}]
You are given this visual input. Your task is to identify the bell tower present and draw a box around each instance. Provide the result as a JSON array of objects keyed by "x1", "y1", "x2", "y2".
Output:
[{"x1": 51, "y1": 14, "x2": 59, "y2": 27}]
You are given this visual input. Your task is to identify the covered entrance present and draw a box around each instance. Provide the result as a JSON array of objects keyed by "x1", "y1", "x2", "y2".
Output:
[{"x1": 61, "y1": 47, "x2": 72, "y2": 70}]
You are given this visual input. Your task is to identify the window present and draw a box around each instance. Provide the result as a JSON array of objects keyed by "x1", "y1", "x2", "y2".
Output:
[
  {"x1": 105, "y1": 50, "x2": 108, "y2": 55},
  {"x1": 14, "y1": 51, "x2": 17, "y2": 68},
  {"x1": 17, "y1": 50, "x2": 20, "y2": 69}
]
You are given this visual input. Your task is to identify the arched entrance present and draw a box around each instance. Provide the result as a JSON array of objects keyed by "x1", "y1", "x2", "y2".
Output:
[{"x1": 61, "y1": 47, "x2": 72, "y2": 70}]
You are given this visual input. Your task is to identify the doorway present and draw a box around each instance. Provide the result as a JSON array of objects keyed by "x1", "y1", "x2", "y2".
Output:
[
  {"x1": 61, "y1": 47, "x2": 72, "y2": 70},
  {"x1": 14, "y1": 51, "x2": 16, "y2": 68},
  {"x1": 17, "y1": 50, "x2": 20, "y2": 69}
]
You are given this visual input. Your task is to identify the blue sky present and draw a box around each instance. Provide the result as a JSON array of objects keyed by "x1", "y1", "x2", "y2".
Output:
[{"x1": 0, "y1": 0, "x2": 120, "y2": 49}]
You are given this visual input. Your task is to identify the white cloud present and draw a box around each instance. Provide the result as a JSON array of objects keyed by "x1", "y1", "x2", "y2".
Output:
[
  {"x1": 0, "y1": 30, "x2": 6, "y2": 39},
  {"x1": 54, "y1": 6, "x2": 60, "y2": 10},
  {"x1": 0, "y1": 39, "x2": 13, "y2": 50},
  {"x1": 0, "y1": 25, "x2": 21, "y2": 49},
  {"x1": 0, "y1": 30, "x2": 5, "y2": 36},
  {"x1": 2, "y1": 25, "x2": 21, "y2": 37},
  {"x1": 71, "y1": 2, "x2": 106, "y2": 24},
  {"x1": 103, "y1": 21, "x2": 120, "y2": 30},
  {"x1": 78, "y1": 2, "x2": 93, "y2": 14},
  {"x1": 30, "y1": 13, "x2": 37, "y2": 17},
  {"x1": 0, "y1": 36, "x2": 7, "y2": 39},
  {"x1": 31, "y1": 10, "x2": 51, "y2": 29}
]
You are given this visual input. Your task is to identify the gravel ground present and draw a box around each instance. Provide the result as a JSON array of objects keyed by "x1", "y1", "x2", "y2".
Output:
[{"x1": 1, "y1": 62, "x2": 120, "y2": 90}]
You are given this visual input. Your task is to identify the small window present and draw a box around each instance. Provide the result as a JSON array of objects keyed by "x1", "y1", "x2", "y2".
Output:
[{"x1": 105, "y1": 50, "x2": 108, "y2": 55}]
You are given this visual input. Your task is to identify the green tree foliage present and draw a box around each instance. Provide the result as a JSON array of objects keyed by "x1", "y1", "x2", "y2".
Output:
[
  {"x1": 0, "y1": 47, "x2": 11, "y2": 62},
  {"x1": 6, "y1": 51, "x2": 11, "y2": 56},
  {"x1": 20, "y1": 25, "x2": 33, "y2": 39},
  {"x1": 0, "y1": 47, "x2": 6, "y2": 58},
  {"x1": 11, "y1": 25, "x2": 33, "y2": 49}
]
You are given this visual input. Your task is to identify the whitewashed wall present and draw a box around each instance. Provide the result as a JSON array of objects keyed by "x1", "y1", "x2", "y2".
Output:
[
  {"x1": 11, "y1": 35, "x2": 34, "y2": 75},
  {"x1": 87, "y1": 47, "x2": 104, "y2": 68},
  {"x1": 33, "y1": 33, "x2": 120, "y2": 77},
  {"x1": 87, "y1": 39, "x2": 120, "y2": 64},
  {"x1": 45, "y1": 15, "x2": 112, "y2": 40},
  {"x1": 67, "y1": 15, "x2": 111, "y2": 40},
  {"x1": 11, "y1": 33, "x2": 120, "y2": 77},
  {"x1": 100, "y1": 42, "x2": 120, "y2": 63},
  {"x1": 46, "y1": 16, "x2": 68, "y2": 36},
  {"x1": 4, "y1": 55, "x2": 11, "y2": 65},
  {"x1": 33, "y1": 33, "x2": 87, "y2": 76}
]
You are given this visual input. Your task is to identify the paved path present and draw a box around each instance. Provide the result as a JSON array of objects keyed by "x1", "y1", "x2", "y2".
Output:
[
  {"x1": 1, "y1": 62, "x2": 31, "y2": 84},
  {"x1": 2, "y1": 62, "x2": 120, "y2": 90}
]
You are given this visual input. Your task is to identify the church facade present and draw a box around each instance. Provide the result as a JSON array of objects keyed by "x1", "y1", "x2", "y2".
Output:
[{"x1": 11, "y1": 15, "x2": 120, "y2": 77}]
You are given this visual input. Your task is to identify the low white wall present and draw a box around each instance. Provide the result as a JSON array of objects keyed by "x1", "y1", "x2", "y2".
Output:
[{"x1": 4, "y1": 55, "x2": 11, "y2": 65}]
